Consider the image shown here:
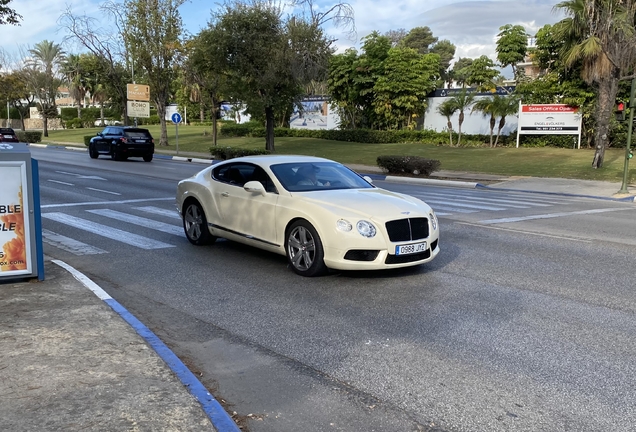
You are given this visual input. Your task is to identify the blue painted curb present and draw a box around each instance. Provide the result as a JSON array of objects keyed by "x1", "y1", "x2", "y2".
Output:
[{"x1": 105, "y1": 299, "x2": 240, "y2": 432}]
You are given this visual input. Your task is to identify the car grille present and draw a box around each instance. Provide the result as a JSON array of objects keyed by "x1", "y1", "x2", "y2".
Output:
[
  {"x1": 344, "y1": 250, "x2": 380, "y2": 261},
  {"x1": 385, "y1": 248, "x2": 431, "y2": 264},
  {"x1": 385, "y1": 218, "x2": 429, "y2": 242}
]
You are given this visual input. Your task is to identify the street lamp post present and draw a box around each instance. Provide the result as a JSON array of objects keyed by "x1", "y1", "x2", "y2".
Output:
[{"x1": 618, "y1": 77, "x2": 636, "y2": 194}]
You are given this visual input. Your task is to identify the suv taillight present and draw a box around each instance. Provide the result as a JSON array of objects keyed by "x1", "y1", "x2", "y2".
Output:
[{"x1": 120, "y1": 137, "x2": 128, "y2": 143}]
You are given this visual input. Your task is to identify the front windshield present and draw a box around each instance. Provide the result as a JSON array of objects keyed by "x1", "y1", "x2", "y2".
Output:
[{"x1": 270, "y1": 162, "x2": 375, "y2": 192}]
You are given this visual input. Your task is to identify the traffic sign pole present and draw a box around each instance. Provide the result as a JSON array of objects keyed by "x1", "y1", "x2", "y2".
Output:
[{"x1": 171, "y1": 112, "x2": 182, "y2": 156}]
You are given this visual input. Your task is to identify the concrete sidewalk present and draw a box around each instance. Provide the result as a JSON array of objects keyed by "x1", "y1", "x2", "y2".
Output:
[{"x1": 0, "y1": 260, "x2": 238, "y2": 432}]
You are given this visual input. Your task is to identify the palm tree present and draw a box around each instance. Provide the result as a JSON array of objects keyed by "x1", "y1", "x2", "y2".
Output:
[
  {"x1": 554, "y1": 0, "x2": 636, "y2": 168},
  {"x1": 27, "y1": 40, "x2": 65, "y2": 75},
  {"x1": 61, "y1": 54, "x2": 86, "y2": 119},
  {"x1": 436, "y1": 99, "x2": 457, "y2": 146},
  {"x1": 26, "y1": 40, "x2": 65, "y2": 137},
  {"x1": 472, "y1": 95, "x2": 498, "y2": 147},
  {"x1": 448, "y1": 89, "x2": 476, "y2": 146},
  {"x1": 493, "y1": 96, "x2": 519, "y2": 147}
]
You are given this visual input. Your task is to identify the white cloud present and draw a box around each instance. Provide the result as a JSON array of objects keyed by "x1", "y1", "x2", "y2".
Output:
[{"x1": 1, "y1": 0, "x2": 99, "y2": 61}]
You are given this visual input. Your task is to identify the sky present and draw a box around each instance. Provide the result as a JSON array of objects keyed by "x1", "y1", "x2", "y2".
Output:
[{"x1": 0, "y1": 0, "x2": 565, "y2": 74}]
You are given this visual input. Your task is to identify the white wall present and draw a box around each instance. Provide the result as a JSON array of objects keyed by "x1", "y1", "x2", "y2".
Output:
[{"x1": 423, "y1": 88, "x2": 518, "y2": 136}]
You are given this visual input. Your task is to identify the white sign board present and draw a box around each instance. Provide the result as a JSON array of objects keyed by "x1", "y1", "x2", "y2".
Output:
[
  {"x1": 517, "y1": 104, "x2": 582, "y2": 148},
  {"x1": 127, "y1": 101, "x2": 150, "y2": 118},
  {"x1": 29, "y1": 107, "x2": 41, "y2": 119},
  {"x1": 0, "y1": 160, "x2": 32, "y2": 277},
  {"x1": 165, "y1": 104, "x2": 179, "y2": 121}
]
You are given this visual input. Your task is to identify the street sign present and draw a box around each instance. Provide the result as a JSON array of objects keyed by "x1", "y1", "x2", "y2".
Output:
[
  {"x1": 171, "y1": 112, "x2": 182, "y2": 124},
  {"x1": 127, "y1": 101, "x2": 150, "y2": 118},
  {"x1": 127, "y1": 84, "x2": 150, "y2": 101}
]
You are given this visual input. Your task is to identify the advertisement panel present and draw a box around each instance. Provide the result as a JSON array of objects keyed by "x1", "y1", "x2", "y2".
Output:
[
  {"x1": 0, "y1": 160, "x2": 32, "y2": 277},
  {"x1": 127, "y1": 84, "x2": 150, "y2": 101},
  {"x1": 517, "y1": 104, "x2": 582, "y2": 148},
  {"x1": 127, "y1": 101, "x2": 150, "y2": 118}
]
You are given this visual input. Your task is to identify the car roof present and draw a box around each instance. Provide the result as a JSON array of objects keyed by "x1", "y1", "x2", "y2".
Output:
[
  {"x1": 0, "y1": 128, "x2": 16, "y2": 133},
  {"x1": 225, "y1": 155, "x2": 334, "y2": 167}
]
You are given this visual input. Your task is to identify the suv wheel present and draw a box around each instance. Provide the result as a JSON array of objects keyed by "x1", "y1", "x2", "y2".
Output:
[
  {"x1": 143, "y1": 154, "x2": 153, "y2": 162},
  {"x1": 89, "y1": 144, "x2": 99, "y2": 159}
]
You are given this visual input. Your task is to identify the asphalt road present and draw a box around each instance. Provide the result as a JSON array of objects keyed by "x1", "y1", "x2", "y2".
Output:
[{"x1": 32, "y1": 147, "x2": 636, "y2": 432}]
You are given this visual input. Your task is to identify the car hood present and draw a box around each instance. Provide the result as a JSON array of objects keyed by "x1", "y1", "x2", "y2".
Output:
[{"x1": 295, "y1": 188, "x2": 431, "y2": 220}]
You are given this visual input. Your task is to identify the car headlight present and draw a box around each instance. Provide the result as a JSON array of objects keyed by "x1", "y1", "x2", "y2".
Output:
[
  {"x1": 430, "y1": 211, "x2": 438, "y2": 230},
  {"x1": 356, "y1": 220, "x2": 376, "y2": 238},
  {"x1": 336, "y1": 219, "x2": 352, "y2": 232}
]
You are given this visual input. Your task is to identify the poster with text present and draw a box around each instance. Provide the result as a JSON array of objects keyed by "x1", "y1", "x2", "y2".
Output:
[{"x1": 0, "y1": 161, "x2": 32, "y2": 276}]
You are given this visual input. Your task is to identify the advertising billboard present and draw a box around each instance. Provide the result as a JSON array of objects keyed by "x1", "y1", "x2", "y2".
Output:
[
  {"x1": 517, "y1": 104, "x2": 582, "y2": 148},
  {"x1": 0, "y1": 160, "x2": 32, "y2": 277},
  {"x1": 127, "y1": 101, "x2": 150, "y2": 118}
]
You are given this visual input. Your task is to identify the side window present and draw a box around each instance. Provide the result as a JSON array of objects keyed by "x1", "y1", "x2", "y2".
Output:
[
  {"x1": 213, "y1": 163, "x2": 255, "y2": 187},
  {"x1": 249, "y1": 166, "x2": 278, "y2": 193},
  {"x1": 102, "y1": 127, "x2": 111, "y2": 135}
]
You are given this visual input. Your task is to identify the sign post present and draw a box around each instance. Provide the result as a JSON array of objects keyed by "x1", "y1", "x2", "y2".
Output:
[{"x1": 171, "y1": 112, "x2": 182, "y2": 155}]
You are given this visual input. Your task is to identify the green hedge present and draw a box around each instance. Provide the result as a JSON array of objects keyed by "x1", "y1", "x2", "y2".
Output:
[
  {"x1": 60, "y1": 107, "x2": 119, "y2": 122},
  {"x1": 83, "y1": 135, "x2": 96, "y2": 146},
  {"x1": 15, "y1": 131, "x2": 42, "y2": 143},
  {"x1": 377, "y1": 155, "x2": 441, "y2": 177},
  {"x1": 209, "y1": 146, "x2": 271, "y2": 160}
]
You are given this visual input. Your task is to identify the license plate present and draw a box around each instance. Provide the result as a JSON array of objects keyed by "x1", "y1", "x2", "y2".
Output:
[
  {"x1": 395, "y1": 241, "x2": 427, "y2": 255},
  {"x1": 4, "y1": 135, "x2": 13, "y2": 138},
  {"x1": 135, "y1": 139, "x2": 146, "y2": 143}
]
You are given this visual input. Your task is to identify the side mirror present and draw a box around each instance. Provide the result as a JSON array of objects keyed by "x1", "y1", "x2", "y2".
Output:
[
  {"x1": 243, "y1": 180, "x2": 266, "y2": 195},
  {"x1": 97, "y1": 132, "x2": 103, "y2": 137},
  {"x1": 363, "y1": 175, "x2": 373, "y2": 184}
]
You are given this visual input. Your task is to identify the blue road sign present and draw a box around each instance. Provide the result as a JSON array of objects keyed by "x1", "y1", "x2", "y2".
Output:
[{"x1": 171, "y1": 112, "x2": 182, "y2": 124}]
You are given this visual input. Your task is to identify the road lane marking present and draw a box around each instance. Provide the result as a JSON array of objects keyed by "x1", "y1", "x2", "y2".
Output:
[
  {"x1": 479, "y1": 208, "x2": 633, "y2": 224},
  {"x1": 86, "y1": 187, "x2": 121, "y2": 195},
  {"x1": 42, "y1": 229, "x2": 108, "y2": 255},
  {"x1": 47, "y1": 179, "x2": 75, "y2": 186},
  {"x1": 88, "y1": 209, "x2": 183, "y2": 236},
  {"x1": 456, "y1": 222, "x2": 593, "y2": 242},
  {"x1": 423, "y1": 198, "x2": 507, "y2": 211},
  {"x1": 42, "y1": 212, "x2": 175, "y2": 249},
  {"x1": 134, "y1": 206, "x2": 181, "y2": 220},
  {"x1": 41, "y1": 197, "x2": 174, "y2": 208},
  {"x1": 415, "y1": 191, "x2": 552, "y2": 208}
]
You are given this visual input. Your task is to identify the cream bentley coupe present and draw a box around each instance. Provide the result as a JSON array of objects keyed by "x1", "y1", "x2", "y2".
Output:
[{"x1": 177, "y1": 155, "x2": 440, "y2": 276}]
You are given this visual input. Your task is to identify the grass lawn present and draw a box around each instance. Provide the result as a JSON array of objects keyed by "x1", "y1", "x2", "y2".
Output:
[{"x1": 45, "y1": 125, "x2": 634, "y2": 183}]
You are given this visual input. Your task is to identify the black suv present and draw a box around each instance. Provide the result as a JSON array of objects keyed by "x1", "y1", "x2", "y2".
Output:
[
  {"x1": 0, "y1": 128, "x2": 19, "y2": 143},
  {"x1": 89, "y1": 126, "x2": 154, "y2": 162}
]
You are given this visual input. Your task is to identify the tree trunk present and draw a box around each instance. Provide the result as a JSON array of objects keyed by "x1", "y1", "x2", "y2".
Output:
[
  {"x1": 200, "y1": 105, "x2": 204, "y2": 122},
  {"x1": 592, "y1": 71, "x2": 620, "y2": 168},
  {"x1": 446, "y1": 119, "x2": 454, "y2": 146},
  {"x1": 43, "y1": 117, "x2": 49, "y2": 137},
  {"x1": 265, "y1": 105, "x2": 275, "y2": 152},
  {"x1": 100, "y1": 102, "x2": 105, "y2": 126},
  {"x1": 494, "y1": 117, "x2": 506, "y2": 147},
  {"x1": 489, "y1": 115, "x2": 495, "y2": 147},
  {"x1": 77, "y1": 100, "x2": 81, "y2": 119},
  {"x1": 457, "y1": 111, "x2": 464, "y2": 146},
  {"x1": 155, "y1": 101, "x2": 169, "y2": 146}
]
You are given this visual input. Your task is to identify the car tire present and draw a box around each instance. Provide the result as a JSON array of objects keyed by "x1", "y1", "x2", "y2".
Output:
[
  {"x1": 143, "y1": 154, "x2": 153, "y2": 162},
  {"x1": 286, "y1": 220, "x2": 327, "y2": 277},
  {"x1": 183, "y1": 200, "x2": 216, "y2": 246},
  {"x1": 89, "y1": 144, "x2": 99, "y2": 159}
]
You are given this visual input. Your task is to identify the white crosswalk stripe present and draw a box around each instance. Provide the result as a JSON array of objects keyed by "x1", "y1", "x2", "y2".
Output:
[
  {"x1": 42, "y1": 212, "x2": 175, "y2": 250},
  {"x1": 87, "y1": 209, "x2": 184, "y2": 236},
  {"x1": 134, "y1": 206, "x2": 181, "y2": 220},
  {"x1": 41, "y1": 229, "x2": 107, "y2": 255}
]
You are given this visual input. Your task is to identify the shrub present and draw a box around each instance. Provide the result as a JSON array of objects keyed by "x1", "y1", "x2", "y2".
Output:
[
  {"x1": 83, "y1": 135, "x2": 96, "y2": 146},
  {"x1": 136, "y1": 115, "x2": 161, "y2": 125},
  {"x1": 377, "y1": 155, "x2": 441, "y2": 177},
  {"x1": 65, "y1": 118, "x2": 83, "y2": 129},
  {"x1": 209, "y1": 146, "x2": 271, "y2": 160},
  {"x1": 15, "y1": 131, "x2": 42, "y2": 143}
]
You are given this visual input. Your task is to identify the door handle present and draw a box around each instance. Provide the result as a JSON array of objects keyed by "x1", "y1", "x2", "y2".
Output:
[{"x1": 221, "y1": 192, "x2": 229, "y2": 197}]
